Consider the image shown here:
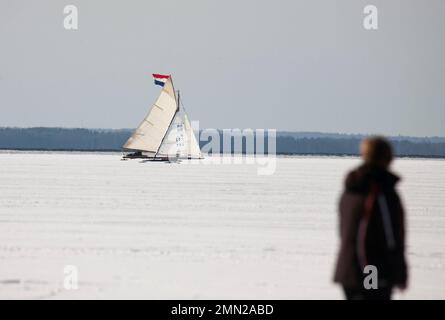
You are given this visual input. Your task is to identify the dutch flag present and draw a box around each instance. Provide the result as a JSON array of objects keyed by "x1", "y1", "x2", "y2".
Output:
[{"x1": 153, "y1": 73, "x2": 170, "y2": 87}]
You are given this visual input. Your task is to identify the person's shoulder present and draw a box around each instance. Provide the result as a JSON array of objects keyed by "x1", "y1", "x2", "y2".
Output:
[{"x1": 344, "y1": 165, "x2": 369, "y2": 194}]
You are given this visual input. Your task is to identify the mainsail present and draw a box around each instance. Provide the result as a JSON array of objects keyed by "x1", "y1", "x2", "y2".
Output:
[{"x1": 123, "y1": 75, "x2": 201, "y2": 159}]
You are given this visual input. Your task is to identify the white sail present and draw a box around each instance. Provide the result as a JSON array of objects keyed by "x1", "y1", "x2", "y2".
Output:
[
  {"x1": 123, "y1": 75, "x2": 202, "y2": 159},
  {"x1": 157, "y1": 110, "x2": 202, "y2": 159},
  {"x1": 123, "y1": 77, "x2": 177, "y2": 153},
  {"x1": 183, "y1": 113, "x2": 202, "y2": 158}
]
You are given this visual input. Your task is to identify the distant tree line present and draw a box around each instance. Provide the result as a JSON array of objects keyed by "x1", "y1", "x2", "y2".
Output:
[
  {"x1": 0, "y1": 127, "x2": 129, "y2": 151},
  {"x1": 1, "y1": 127, "x2": 445, "y2": 158},
  {"x1": 276, "y1": 136, "x2": 445, "y2": 157}
]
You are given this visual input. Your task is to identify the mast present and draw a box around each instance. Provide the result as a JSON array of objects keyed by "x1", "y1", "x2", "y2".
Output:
[
  {"x1": 175, "y1": 90, "x2": 181, "y2": 158},
  {"x1": 177, "y1": 90, "x2": 180, "y2": 112}
]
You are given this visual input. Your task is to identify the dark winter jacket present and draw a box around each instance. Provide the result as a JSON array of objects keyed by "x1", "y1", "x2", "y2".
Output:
[{"x1": 333, "y1": 164, "x2": 408, "y2": 288}]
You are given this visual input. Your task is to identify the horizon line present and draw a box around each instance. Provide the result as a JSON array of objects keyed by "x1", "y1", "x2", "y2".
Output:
[{"x1": 1, "y1": 126, "x2": 445, "y2": 140}]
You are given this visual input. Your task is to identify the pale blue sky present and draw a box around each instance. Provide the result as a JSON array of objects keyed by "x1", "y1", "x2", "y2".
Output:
[{"x1": 0, "y1": 0, "x2": 444, "y2": 136}]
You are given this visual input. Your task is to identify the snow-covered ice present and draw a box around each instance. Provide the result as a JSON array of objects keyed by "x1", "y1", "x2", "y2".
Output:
[{"x1": 0, "y1": 152, "x2": 444, "y2": 299}]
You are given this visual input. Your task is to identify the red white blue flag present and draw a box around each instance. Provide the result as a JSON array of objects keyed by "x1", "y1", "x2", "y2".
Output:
[{"x1": 152, "y1": 74, "x2": 170, "y2": 87}]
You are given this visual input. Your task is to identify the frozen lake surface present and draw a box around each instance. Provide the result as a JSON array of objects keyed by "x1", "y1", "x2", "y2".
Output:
[{"x1": 0, "y1": 152, "x2": 444, "y2": 299}]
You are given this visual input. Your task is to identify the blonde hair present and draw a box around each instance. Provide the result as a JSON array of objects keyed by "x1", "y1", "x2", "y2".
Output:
[{"x1": 360, "y1": 136, "x2": 393, "y2": 168}]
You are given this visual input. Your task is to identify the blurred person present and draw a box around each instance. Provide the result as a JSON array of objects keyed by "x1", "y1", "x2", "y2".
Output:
[{"x1": 334, "y1": 136, "x2": 408, "y2": 300}]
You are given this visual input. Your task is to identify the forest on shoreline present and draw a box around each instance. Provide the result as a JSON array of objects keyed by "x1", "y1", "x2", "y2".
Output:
[{"x1": 1, "y1": 127, "x2": 445, "y2": 158}]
